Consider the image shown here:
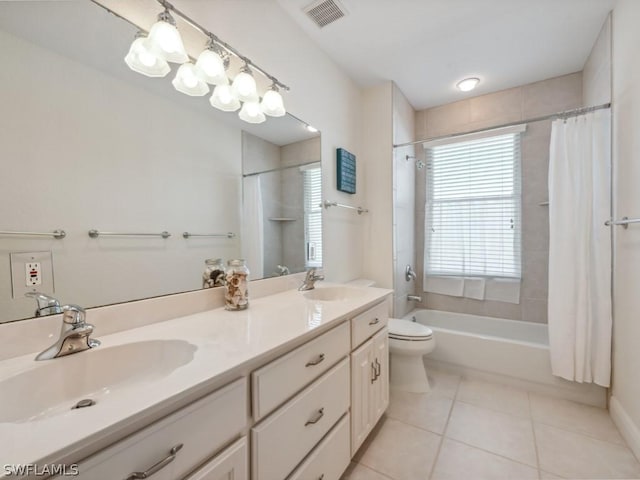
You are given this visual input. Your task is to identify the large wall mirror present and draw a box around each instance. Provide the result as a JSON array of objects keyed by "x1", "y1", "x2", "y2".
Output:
[{"x1": 0, "y1": 1, "x2": 321, "y2": 323}]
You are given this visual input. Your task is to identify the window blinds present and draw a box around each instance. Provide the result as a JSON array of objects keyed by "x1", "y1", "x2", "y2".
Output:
[
  {"x1": 303, "y1": 167, "x2": 323, "y2": 268},
  {"x1": 425, "y1": 132, "x2": 522, "y2": 278}
]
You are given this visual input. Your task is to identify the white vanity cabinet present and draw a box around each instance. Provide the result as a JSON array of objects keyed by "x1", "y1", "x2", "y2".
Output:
[
  {"x1": 184, "y1": 437, "x2": 248, "y2": 480},
  {"x1": 66, "y1": 378, "x2": 248, "y2": 480},
  {"x1": 350, "y1": 303, "x2": 390, "y2": 455}
]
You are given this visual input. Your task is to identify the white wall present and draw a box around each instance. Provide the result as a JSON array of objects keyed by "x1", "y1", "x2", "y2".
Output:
[
  {"x1": 583, "y1": 14, "x2": 612, "y2": 106},
  {"x1": 0, "y1": 29, "x2": 242, "y2": 321},
  {"x1": 361, "y1": 83, "x2": 394, "y2": 288},
  {"x1": 173, "y1": 0, "x2": 364, "y2": 282},
  {"x1": 392, "y1": 85, "x2": 416, "y2": 316},
  {"x1": 610, "y1": 0, "x2": 640, "y2": 460}
]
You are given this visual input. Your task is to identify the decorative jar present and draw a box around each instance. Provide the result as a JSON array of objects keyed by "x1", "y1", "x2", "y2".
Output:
[
  {"x1": 202, "y1": 258, "x2": 225, "y2": 289},
  {"x1": 224, "y1": 259, "x2": 249, "y2": 310}
]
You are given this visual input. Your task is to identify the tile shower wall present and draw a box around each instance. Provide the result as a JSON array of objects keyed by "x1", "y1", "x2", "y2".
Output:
[{"x1": 414, "y1": 73, "x2": 583, "y2": 323}]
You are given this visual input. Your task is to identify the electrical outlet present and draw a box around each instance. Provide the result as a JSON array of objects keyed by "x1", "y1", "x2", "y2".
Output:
[
  {"x1": 25, "y1": 262, "x2": 41, "y2": 286},
  {"x1": 10, "y1": 251, "x2": 54, "y2": 299}
]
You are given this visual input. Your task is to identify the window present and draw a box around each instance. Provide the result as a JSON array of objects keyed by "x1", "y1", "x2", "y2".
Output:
[
  {"x1": 303, "y1": 166, "x2": 323, "y2": 268},
  {"x1": 424, "y1": 130, "x2": 522, "y2": 278}
]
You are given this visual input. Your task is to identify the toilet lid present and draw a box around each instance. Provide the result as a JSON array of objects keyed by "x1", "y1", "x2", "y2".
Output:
[{"x1": 388, "y1": 318, "x2": 433, "y2": 340}]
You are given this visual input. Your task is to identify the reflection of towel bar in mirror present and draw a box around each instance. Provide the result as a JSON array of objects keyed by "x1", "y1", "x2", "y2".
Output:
[
  {"x1": 268, "y1": 218, "x2": 296, "y2": 222},
  {"x1": 321, "y1": 200, "x2": 369, "y2": 215},
  {"x1": 182, "y1": 232, "x2": 236, "y2": 239},
  {"x1": 0, "y1": 230, "x2": 66, "y2": 239},
  {"x1": 88, "y1": 230, "x2": 171, "y2": 239},
  {"x1": 538, "y1": 201, "x2": 549, "y2": 206},
  {"x1": 605, "y1": 217, "x2": 640, "y2": 229}
]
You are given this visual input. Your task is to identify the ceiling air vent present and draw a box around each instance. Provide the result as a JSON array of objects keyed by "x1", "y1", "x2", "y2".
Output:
[{"x1": 303, "y1": 0, "x2": 348, "y2": 28}]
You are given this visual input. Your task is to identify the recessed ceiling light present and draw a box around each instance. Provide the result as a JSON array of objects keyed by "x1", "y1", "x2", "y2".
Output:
[
  {"x1": 456, "y1": 77, "x2": 480, "y2": 92},
  {"x1": 306, "y1": 125, "x2": 319, "y2": 133}
]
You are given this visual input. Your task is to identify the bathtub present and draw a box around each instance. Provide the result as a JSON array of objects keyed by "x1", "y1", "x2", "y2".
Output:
[{"x1": 406, "y1": 309, "x2": 606, "y2": 407}]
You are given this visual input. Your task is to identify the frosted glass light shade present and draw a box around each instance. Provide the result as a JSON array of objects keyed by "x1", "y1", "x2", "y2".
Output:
[
  {"x1": 125, "y1": 36, "x2": 170, "y2": 77},
  {"x1": 172, "y1": 63, "x2": 209, "y2": 96},
  {"x1": 232, "y1": 70, "x2": 258, "y2": 102},
  {"x1": 195, "y1": 49, "x2": 227, "y2": 85},
  {"x1": 210, "y1": 84, "x2": 240, "y2": 112},
  {"x1": 146, "y1": 19, "x2": 188, "y2": 64},
  {"x1": 260, "y1": 89, "x2": 286, "y2": 117},
  {"x1": 239, "y1": 101, "x2": 266, "y2": 124}
]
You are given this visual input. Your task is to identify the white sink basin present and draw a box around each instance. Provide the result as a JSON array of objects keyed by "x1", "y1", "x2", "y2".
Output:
[
  {"x1": 303, "y1": 286, "x2": 366, "y2": 302},
  {"x1": 0, "y1": 340, "x2": 196, "y2": 424}
]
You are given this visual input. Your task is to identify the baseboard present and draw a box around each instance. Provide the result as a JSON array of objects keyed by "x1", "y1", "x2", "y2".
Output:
[{"x1": 610, "y1": 396, "x2": 640, "y2": 462}]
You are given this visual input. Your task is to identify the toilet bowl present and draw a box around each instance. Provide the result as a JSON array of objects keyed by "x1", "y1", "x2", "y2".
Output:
[{"x1": 388, "y1": 318, "x2": 435, "y2": 393}]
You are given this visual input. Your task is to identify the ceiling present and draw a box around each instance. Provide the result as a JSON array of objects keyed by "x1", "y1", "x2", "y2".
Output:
[{"x1": 276, "y1": 0, "x2": 616, "y2": 109}]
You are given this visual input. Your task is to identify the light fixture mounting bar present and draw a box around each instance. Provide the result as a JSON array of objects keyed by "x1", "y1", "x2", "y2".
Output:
[{"x1": 156, "y1": 0, "x2": 290, "y2": 91}]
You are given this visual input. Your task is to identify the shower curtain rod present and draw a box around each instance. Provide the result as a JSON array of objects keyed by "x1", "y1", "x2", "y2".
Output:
[
  {"x1": 393, "y1": 102, "x2": 611, "y2": 149},
  {"x1": 242, "y1": 160, "x2": 319, "y2": 177}
]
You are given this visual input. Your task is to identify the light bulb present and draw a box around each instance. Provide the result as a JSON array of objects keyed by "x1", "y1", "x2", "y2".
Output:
[
  {"x1": 239, "y1": 101, "x2": 266, "y2": 124},
  {"x1": 210, "y1": 84, "x2": 240, "y2": 112},
  {"x1": 172, "y1": 63, "x2": 209, "y2": 96},
  {"x1": 196, "y1": 49, "x2": 227, "y2": 85},
  {"x1": 260, "y1": 88, "x2": 286, "y2": 117},
  {"x1": 145, "y1": 12, "x2": 188, "y2": 64},
  {"x1": 125, "y1": 34, "x2": 170, "y2": 78},
  {"x1": 232, "y1": 68, "x2": 258, "y2": 102}
]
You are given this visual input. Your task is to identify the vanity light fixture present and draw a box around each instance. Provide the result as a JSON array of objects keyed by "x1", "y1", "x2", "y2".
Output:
[
  {"x1": 210, "y1": 84, "x2": 241, "y2": 112},
  {"x1": 456, "y1": 77, "x2": 480, "y2": 92},
  {"x1": 239, "y1": 100, "x2": 266, "y2": 124},
  {"x1": 124, "y1": 32, "x2": 170, "y2": 77},
  {"x1": 261, "y1": 84, "x2": 286, "y2": 117},
  {"x1": 172, "y1": 62, "x2": 209, "y2": 96},
  {"x1": 145, "y1": 9, "x2": 188, "y2": 63},
  {"x1": 113, "y1": 0, "x2": 289, "y2": 124}
]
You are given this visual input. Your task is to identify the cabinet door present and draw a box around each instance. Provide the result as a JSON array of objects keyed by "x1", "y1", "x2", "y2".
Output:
[
  {"x1": 185, "y1": 437, "x2": 248, "y2": 480},
  {"x1": 371, "y1": 328, "x2": 389, "y2": 424},
  {"x1": 350, "y1": 339, "x2": 374, "y2": 455}
]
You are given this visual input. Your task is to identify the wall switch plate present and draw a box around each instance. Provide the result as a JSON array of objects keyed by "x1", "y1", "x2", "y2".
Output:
[{"x1": 10, "y1": 251, "x2": 54, "y2": 299}]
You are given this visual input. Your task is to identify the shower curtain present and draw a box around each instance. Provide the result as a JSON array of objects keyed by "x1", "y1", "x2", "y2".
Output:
[
  {"x1": 548, "y1": 108, "x2": 611, "y2": 387},
  {"x1": 242, "y1": 176, "x2": 264, "y2": 279}
]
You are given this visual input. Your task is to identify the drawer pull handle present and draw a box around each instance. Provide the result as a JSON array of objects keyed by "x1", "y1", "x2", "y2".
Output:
[
  {"x1": 125, "y1": 443, "x2": 183, "y2": 480},
  {"x1": 375, "y1": 358, "x2": 381, "y2": 379},
  {"x1": 306, "y1": 353, "x2": 326, "y2": 367},
  {"x1": 305, "y1": 408, "x2": 325, "y2": 426},
  {"x1": 371, "y1": 362, "x2": 377, "y2": 384},
  {"x1": 369, "y1": 317, "x2": 380, "y2": 326}
]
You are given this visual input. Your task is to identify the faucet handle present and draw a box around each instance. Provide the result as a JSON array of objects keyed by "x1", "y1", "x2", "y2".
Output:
[
  {"x1": 62, "y1": 304, "x2": 86, "y2": 325},
  {"x1": 24, "y1": 292, "x2": 62, "y2": 316}
]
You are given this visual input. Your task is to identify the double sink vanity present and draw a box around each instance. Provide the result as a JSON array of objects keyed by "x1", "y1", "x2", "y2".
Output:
[{"x1": 0, "y1": 280, "x2": 392, "y2": 480}]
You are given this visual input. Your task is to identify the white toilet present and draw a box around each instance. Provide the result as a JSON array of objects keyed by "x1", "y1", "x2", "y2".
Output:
[{"x1": 388, "y1": 318, "x2": 435, "y2": 393}]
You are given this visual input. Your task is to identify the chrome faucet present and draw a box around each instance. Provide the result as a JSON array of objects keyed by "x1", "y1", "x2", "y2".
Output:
[
  {"x1": 405, "y1": 265, "x2": 417, "y2": 282},
  {"x1": 298, "y1": 267, "x2": 325, "y2": 291},
  {"x1": 276, "y1": 264, "x2": 290, "y2": 276},
  {"x1": 25, "y1": 291, "x2": 63, "y2": 317},
  {"x1": 407, "y1": 294, "x2": 422, "y2": 302},
  {"x1": 35, "y1": 303, "x2": 101, "y2": 361}
]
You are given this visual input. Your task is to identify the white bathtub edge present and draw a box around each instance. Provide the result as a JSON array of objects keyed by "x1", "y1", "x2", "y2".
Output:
[
  {"x1": 610, "y1": 396, "x2": 640, "y2": 462},
  {"x1": 424, "y1": 358, "x2": 607, "y2": 408}
]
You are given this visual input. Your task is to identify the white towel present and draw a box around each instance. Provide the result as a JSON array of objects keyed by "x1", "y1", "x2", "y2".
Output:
[
  {"x1": 463, "y1": 278, "x2": 486, "y2": 300},
  {"x1": 424, "y1": 276, "x2": 465, "y2": 297}
]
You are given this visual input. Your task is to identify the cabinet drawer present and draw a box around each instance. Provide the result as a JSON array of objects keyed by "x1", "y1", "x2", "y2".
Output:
[
  {"x1": 252, "y1": 322, "x2": 349, "y2": 420},
  {"x1": 287, "y1": 413, "x2": 350, "y2": 480},
  {"x1": 184, "y1": 437, "x2": 248, "y2": 480},
  {"x1": 251, "y1": 359, "x2": 350, "y2": 480},
  {"x1": 351, "y1": 301, "x2": 389, "y2": 349},
  {"x1": 72, "y1": 378, "x2": 248, "y2": 480}
]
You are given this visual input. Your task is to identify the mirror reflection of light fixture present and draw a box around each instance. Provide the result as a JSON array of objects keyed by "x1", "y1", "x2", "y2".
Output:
[
  {"x1": 456, "y1": 77, "x2": 480, "y2": 92},
  {"x1": 232, "y1": 65, "x2": 258, "y2": 102},
  {"x1": 124, "y1": 32, "x2": 170, "y2": 77},
  {"x1": 145, "y1": 10, "x2": 188, "y2": 64},
  {"x1": 195, "y1": 40, "x2": 229, "y2": 86},
  {"x1": 210, "y1": 84, "x2": 241, "y2": 112},
  {"x1": 239, "y1": 101, "x2": 266, "y2": 124},
  {"x1": 306, "y1": 125, "x2": 319, "y2": 133},
  {"x1": 172, "y1": 63, "x2": 209, "y2": 96},
  {"x1": 261, "y1": 84, "x2": 286, "y2": 117}
]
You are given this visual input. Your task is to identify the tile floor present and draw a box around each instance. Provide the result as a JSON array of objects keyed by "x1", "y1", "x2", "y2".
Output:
[{"x1": 342, "y1": 370, "x2": 640, "y2": 480}]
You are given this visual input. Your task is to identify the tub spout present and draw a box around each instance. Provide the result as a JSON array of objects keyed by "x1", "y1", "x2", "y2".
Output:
[{"x1": 407, "y1": 295, "x2": 422, "y2": 302}]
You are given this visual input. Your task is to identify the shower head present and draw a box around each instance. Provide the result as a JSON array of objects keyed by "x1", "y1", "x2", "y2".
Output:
[{"x1": 405, "y1": 155, "x2": 425, "y2": 170}]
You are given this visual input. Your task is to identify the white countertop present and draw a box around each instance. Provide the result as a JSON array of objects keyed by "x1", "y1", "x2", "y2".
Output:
[{"x1": 0, "y1": 283, "x2": 392, "y2": 470}]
